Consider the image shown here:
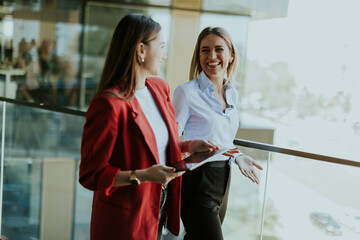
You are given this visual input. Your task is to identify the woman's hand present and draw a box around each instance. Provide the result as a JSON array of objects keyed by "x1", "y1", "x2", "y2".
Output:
[
  {"x1": 137, "y1": 164, "x2": 185, "y2": 186},
  {"x1": 181, "y1": 140, "x2": 217, "y2": 154},
  {"x1": 235, "y1": 155, "x2": 263, "y2": 184}
]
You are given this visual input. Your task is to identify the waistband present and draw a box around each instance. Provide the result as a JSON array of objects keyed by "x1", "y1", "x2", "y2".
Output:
[{"x1": 205, "y1": 160, "x2": 230, "y2": 168}]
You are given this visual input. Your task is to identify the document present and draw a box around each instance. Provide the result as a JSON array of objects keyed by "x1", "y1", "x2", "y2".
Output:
[{"x1": 172, "y1": 148, "x2": 228, "y2": 171}]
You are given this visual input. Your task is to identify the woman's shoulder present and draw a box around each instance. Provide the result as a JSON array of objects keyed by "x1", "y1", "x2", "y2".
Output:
[
  {"x1": 146, "y1": 76, "x2": 168, "y2": 89},
  {"x1": 89, "y1": 88, "x2": 131, "y2": 111},
  {"x1": 146, "y1": 77, "x2": 172, "y2": 100}
]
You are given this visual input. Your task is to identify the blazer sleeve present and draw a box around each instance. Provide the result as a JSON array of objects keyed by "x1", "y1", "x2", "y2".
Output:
[{"x1": 79, "y1": 95, "x2": 121, "y2": 195}]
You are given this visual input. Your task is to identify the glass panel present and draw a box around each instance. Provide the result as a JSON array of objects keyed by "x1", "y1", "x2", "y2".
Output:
[
  {"x1": 0, "y1": 101, "x2": 3, "y2": 238},
  {"x1": 263, "y1": 152, "x2": 360, "y2": 240},
  {"x1": 223, "y1": 146, "x2": 269, "y2": 240},
  {"x1": 0, "y1": 1, "x2": 83, "y2": 108},
  {"x1": 1, "y1": 102, "x2": 86, "y2": 240},
  {"x1": 73, "y1": 160, "x2": 92, "y2": 240}
]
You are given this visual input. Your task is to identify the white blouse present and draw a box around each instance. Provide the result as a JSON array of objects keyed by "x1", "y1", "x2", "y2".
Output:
[{"x1": 135, "y1": 86, "x2": 169, "y2": 166}]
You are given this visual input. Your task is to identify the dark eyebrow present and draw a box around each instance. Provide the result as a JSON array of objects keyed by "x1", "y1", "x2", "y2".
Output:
[{"x1": 200, "y1": 45, "x2": 225, "y2": 49}]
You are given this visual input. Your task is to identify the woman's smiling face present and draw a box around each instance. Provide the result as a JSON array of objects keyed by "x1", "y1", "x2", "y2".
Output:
[{"x1": 199, "y1": 33, "x2": 233, "y2": 82}]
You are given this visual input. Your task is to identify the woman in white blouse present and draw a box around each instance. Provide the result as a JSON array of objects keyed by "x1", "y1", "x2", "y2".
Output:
[{"x1": 172, "y1": 27, "x2": 263, "y2": 240}]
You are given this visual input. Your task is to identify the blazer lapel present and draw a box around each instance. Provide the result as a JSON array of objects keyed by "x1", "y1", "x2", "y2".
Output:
[
  {"x1": 130, "y1": 98, "x2": 160, "y2": 164},
  {"x1": 147, "y1": 82, "x2": 174, "y2": 138},
  {"x1": 146, "y1": 80, "x2": 180, "y2": 165}
]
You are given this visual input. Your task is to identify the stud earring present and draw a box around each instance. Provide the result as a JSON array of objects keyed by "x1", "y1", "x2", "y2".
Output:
[{"x1": 141, "y1": 58, "x2": 144, "y2": 63}]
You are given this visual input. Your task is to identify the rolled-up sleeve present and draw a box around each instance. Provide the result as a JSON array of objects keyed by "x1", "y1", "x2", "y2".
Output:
[
  {"x1": 79, "y1": 96, "x2": 121, "y2": 195},
  {"x1": 173, "y1": 86, "x2": 190, "y2": 136}
]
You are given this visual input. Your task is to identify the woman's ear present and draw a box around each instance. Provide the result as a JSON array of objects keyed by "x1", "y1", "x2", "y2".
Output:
[
  {"x1": 229, "y1": 56, "x2": 234, "y2": 64},
  {"x1": 137, "y1": 42, "x2": 145, "y2": 63}
]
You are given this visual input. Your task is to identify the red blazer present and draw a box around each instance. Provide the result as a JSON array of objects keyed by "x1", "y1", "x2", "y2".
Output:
[{"x1": 79, "y1": 77, "x2": 182, "y2": 240}]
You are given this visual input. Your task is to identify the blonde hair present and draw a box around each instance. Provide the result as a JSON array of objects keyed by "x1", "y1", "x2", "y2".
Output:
[
  {"x1": 189, "y1": 27, "x2": 239, "y2": 84},
  {"x1": 96, "y1": 14, "x2": 161, "y2": 100}
]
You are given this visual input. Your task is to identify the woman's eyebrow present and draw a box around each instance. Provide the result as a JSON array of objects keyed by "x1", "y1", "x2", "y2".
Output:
[{"x1": 201, "y1": 45, "x2": 224, "y2": 49}]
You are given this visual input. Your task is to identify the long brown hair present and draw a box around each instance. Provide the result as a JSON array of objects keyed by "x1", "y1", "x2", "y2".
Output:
[
  {"x1": 189, "y1": 27, "x2": 239, "y2": 84},
  {"x1": 96, "y1": 14, "x2": 161, "y2": 100}
]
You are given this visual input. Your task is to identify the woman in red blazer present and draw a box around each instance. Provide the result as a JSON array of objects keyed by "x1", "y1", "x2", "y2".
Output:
[{"x1": 79, "y1": 14, "x2": 215, "y2": 240}]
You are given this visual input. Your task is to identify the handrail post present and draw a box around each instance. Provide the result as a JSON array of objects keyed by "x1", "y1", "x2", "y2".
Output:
[
  {"x1": 0, "y1": 101, "x2": 6, "y2": 239},
  {"x1": 259, "y1": 152, "x2": 271, "y2": 240}
]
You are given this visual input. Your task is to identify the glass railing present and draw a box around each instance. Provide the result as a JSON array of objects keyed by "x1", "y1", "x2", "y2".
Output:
[
  {"x1": 223, "y1": 140, "x2": 360, "y2": 240},
  {"x1": 0, "y1": 98, "x2": 87, "y2": 240},
  {"x1": 0, "y1": 98, "x2": 359, "y2": 240}
]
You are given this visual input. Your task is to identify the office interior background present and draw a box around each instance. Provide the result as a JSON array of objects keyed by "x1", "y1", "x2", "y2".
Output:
[{"x1": 0, "y1": 0, "x2": 358, "y2": 239}]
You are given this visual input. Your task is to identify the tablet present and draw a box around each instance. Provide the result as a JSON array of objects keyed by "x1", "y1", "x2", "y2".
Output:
[{"x1": 171, "y1": 148, "x2": 228, "y2": 171}]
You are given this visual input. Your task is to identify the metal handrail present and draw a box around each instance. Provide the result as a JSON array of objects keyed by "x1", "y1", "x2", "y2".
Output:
[
  {"x1": 234, "y1": 138, "x2": 360, "y2": 168},
  {"x1": 0, "y1": 97, "x2": 86, "y2": 117}
]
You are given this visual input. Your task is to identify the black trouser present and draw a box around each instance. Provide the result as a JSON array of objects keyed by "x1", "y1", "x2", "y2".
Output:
[
  {"x1": 181, "y1": 161, "x2": 231, "y2": 240},
  {"x1": 157, "y1": 187, "x2": 169, "y2": 240}
]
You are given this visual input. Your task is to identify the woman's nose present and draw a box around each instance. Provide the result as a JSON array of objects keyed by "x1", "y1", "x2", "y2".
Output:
[{"x1": 210, "y1": 50, "x2": 216, "y2": 59}]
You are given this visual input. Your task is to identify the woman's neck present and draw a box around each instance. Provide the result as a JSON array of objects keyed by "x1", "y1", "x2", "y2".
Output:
[
  {"x1": 136, "y1": 70, "x2": 147, "y2": 90},
  {"x1": 209, "y1": 77, "x2": 224, "y2": 95},
  {"x1": 209, "y1": 76, "x2": 227, "y2": 112}
]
